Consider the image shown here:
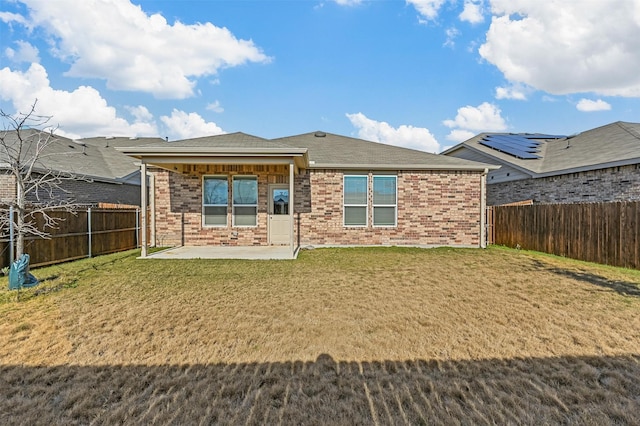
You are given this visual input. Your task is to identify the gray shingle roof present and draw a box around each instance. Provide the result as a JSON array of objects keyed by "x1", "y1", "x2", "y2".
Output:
[
  {"x1": 119, "y1": 132, "x2": 286, "y2": 149},
  {"x1": 443, "y1": 121, "x2": 640, "y2": 177},
  {"x1": 118, "y1": 130, "x2": 495, "y2": 171},
  {"x1": 273, "y1": 131, "x2": 497, "y2": 170},
  {"x1": 0, "y1": 129, "x2": 149, "y2": 182}
]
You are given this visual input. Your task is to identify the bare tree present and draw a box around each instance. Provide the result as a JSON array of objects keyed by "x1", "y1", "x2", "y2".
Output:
[{"x1": 0, "y1": 100, "x2": 81, "y2": 260}]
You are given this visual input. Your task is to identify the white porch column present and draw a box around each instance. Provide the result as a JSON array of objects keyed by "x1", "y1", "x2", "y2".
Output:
[
  {"x1": 148, "y1": 171, "x2": 156, "y2": 247},
  {"x1": 289, "y1": 162, "x2": 295, "y2": 256},
  {"x1": 140, "y1": 161, "x2": 148, "y2": 257}
]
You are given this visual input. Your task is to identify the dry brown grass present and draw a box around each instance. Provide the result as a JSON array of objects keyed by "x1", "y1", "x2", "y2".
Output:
[{"x1": 1, "y1": 247, "x2": 639, "y2": 424}]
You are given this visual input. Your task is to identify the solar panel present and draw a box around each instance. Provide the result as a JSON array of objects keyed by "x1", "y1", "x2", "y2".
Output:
[
  {"x1": 478, "y1": 134, "x2": 565, "y2": 160},
  {"x1": 486, "y1": 135, "x2": 541, "y2": 150}
]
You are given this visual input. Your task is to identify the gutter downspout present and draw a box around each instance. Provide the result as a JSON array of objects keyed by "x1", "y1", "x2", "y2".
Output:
[
  {"x1": 480, "y1": 168, "x2": 488, "y2": 249},
  {"x1": 289, "y1": 162, "x2": 295, "y2": 258},
  {"x1": 140, "y1": 161, "x2": 148, "y2": 257}
]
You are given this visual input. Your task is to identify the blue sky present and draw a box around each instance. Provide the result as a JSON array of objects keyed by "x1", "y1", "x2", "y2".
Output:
[{"x1": 1, "y1": 0, "x2": 639, "y2": 153}]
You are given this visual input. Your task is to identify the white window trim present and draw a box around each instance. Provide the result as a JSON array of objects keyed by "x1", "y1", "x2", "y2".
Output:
[
  {"x1": 372, "y1": 175, "x2": 398, "y2": 227},
  {"x1": 343, "y1": 174, "x2": 368, "y2": 227},
  {"x1": 202, "y1": 175, "x2": 228, "y2": 227},
  {"x1": 232, "y1": 175, "x2": 258, "y2": 228}
]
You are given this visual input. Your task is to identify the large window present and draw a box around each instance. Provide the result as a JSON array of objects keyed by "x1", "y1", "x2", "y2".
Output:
[
  {"x1": 233, "y1": 176, "x2": 258, "y2": 226},
  {"x1": 203, "y1": 176, "x2": 228, "y2": 226},
  {"x1": 344, "y1": 175, "x2": 368, "y2": 226},
  {"x1": 373, "y1": 175, "x2": 397, "y2": 226}
]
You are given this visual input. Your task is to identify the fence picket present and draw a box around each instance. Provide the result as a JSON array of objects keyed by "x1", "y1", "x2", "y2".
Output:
[
  {"x1": 492, "y1": 201, "x2": 640, "y2": 269},
  {"x1": 1, "y1": 206, "x2": 143, "y2": 269}
]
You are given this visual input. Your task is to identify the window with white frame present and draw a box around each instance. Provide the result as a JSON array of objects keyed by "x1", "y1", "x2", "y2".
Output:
[
  {"x1": 203, "y1": 176, "x2": 228, "y2": 226},
  {"x1": 343, "y1": 175, "x2": 368, "y2": 226},
  {"x1": 233, "y1": 175, "x2": 258, "y2": 226},
  {"x1": 373, "y1": 175, "x2": 397, "y2": 226}
]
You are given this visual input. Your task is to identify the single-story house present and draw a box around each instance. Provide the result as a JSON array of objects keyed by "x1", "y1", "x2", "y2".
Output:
[
  {"x1": 119, "y1": 131, "x2": 498, "y2": 257},
  {"x1": 0, "y1": 129, "x2": 164, "y2": 206},
  {"x1": 441, "y1": 121, "x2": 640, "y2": 206}
]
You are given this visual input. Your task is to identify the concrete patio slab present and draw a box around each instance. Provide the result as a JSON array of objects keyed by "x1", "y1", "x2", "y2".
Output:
[{"x1": 145, "y1": 246, "x2": 297, "y2": 260}]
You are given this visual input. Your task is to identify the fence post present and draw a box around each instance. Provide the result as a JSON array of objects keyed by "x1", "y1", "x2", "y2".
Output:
[
  {"x1": 88, "y1": 207, "x2": 92, "y2": 258},
  {"x1": 9, "y1": 205, "x2": 14, "y2": 264},
  {"x1": 136, "y1": 208, "x2": 140, "y2": 249}
]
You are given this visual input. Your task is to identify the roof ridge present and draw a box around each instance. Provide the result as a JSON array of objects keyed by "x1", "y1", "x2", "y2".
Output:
[{"x1": 616, "y1": 122, "x2": 640, "y2": 140}]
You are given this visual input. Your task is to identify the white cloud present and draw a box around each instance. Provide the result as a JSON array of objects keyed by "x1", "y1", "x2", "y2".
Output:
[
  {"x1": 480, "y1": 0, "x2": 640, "y2": 97},
  {"x1": 0, "y1": 11, "x2": 28, "y2": 25},
  {"x1": 459, "y1": 0, "x2": 484, "y2": 24},
  {"x1": 126, "y1": 105, "x2": 154, "y2": 122},
  {"x1": 160, "y1": 109, "x2": 225, "y2": 140},
  {"x1": 576, "y1": 98, "x2": 612, "y2": 112},
  {"x1": 206, "y1": 100, "x2": 225, "y2": 113},
  {"x1": 346, "y1": 112, "x2": 441, "y2": 153},
  {"x1": 16, "y1": 0, "x2": 270, "y2": 99},
  {"x1": 445, "y1": 129, "x2": 476, "y2": 143},
  {"x1": 443, "y1": 102, "x2": 507, "y2": 142},
  {"x1": 407, "y1": 0, "x2": 447, "y2": 22},
  {"x1": 5, "y1": 40, "x2": 40, "y2": 63},
  {"x1": 0, "y1": 63, "x2": 159, "y2": 139},
  {"x1": 495, "y1": 84, "x2": 528, "y2": 100},
  {"x1": 333, "y1": 0, "x2": 363, "y2": 5},
  {"x1": 444, "y1": 27, "x2": 460, "y2": 48}
]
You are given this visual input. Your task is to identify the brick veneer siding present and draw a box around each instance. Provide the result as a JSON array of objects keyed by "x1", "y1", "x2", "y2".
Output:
[
  {"x1": 0, "y1": 173, "x2": 16, "y2": 203},
  {"x1": 0, "y1": 171, "x2": 139, "y2": 206},
  {"x1": 488, "y1": 164, "x2": 640, "y2": 205},
  {"x1": 295, "y1": 170, "x2": 482, "y2": 247},
  {"x1": 152, "y1": 165, "x2": 290, "y2": 247},
  {"x1": 51, "y1": 179, "x2": 140, "y2": 206},
  {"x1": 153, "y1": 166, "x2": 484, "y2": 248}
]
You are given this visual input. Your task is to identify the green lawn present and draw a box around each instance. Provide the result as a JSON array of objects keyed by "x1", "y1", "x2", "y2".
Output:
[{"x1": 1, "y1": 247, "x2": 639, "y2": 424}]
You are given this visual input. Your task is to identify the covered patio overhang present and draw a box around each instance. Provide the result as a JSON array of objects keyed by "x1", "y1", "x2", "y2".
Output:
[{"x1": 118, "y1": 146, "x2": 309, "y2": 259}]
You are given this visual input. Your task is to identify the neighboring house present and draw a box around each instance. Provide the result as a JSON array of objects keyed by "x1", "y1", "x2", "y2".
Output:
[
  {"x1": 0, "y1": 129, "x2": 164, "y2": 206},
  {"x1": 119, "y1": 131, "x2": 498, "y2": 256},
  {"x1": 442, "y1": 121, "x2": 640, "y2": 206}
]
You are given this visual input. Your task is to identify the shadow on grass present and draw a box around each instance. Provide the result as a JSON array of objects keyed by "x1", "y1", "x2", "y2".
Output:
[
  {"x1": 548, "y1": 267, "x2": 640, "y2": 298},
  {"x1": 527, "y1": 259, "x2": 640, "y2": 298},
  {"x1": 1, "y1": 354, "x2": 638, "y2": 425}
]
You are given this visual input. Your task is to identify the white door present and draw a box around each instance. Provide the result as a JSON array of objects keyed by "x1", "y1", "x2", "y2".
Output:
[{"x1": 268, "y1": 185, "x2": 290, "y2": 245}]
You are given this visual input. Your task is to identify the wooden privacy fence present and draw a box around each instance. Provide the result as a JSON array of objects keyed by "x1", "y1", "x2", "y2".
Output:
[
  {"x1": 0, "y1": 207, "x2": 142, "y2": 269},
  {"x1": 491, "y1": 201, "x2": 640, "y2": 269}
]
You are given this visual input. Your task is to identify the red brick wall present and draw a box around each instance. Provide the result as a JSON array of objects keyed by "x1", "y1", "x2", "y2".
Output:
[
  {"x1": 153, "y1": 166, "x2": 484, "y2": 248},
  {"x1": 152, "y1": 165, "x2": 289, "y2": 247},
  {"x1": 295, "y1": 170, "x2": 482, "y2": 247}
]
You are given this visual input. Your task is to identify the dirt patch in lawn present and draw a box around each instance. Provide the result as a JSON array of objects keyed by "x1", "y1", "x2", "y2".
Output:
[{"x1": 1, "y1": 247, "x2": 639, "y2": 423}]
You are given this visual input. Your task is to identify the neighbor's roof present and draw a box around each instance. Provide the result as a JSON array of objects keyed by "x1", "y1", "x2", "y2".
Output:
[
  {"x1": 118, "y1": 132, "x2": 303, "y2": 153},
  {"x1": 442, "y1": 121, "x2": 640, "y2": 177},
  {"x1": 120, "y1": 131, "x2": 497, "y2": 171},
  {"x1": 0, "y1": 129, "x2": 155, "y2": 182}
]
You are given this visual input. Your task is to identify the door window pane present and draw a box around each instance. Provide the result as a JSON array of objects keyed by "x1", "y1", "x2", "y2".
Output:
[{"x1": 272, "y1": 189, "x2": 289, "y2": 215}]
